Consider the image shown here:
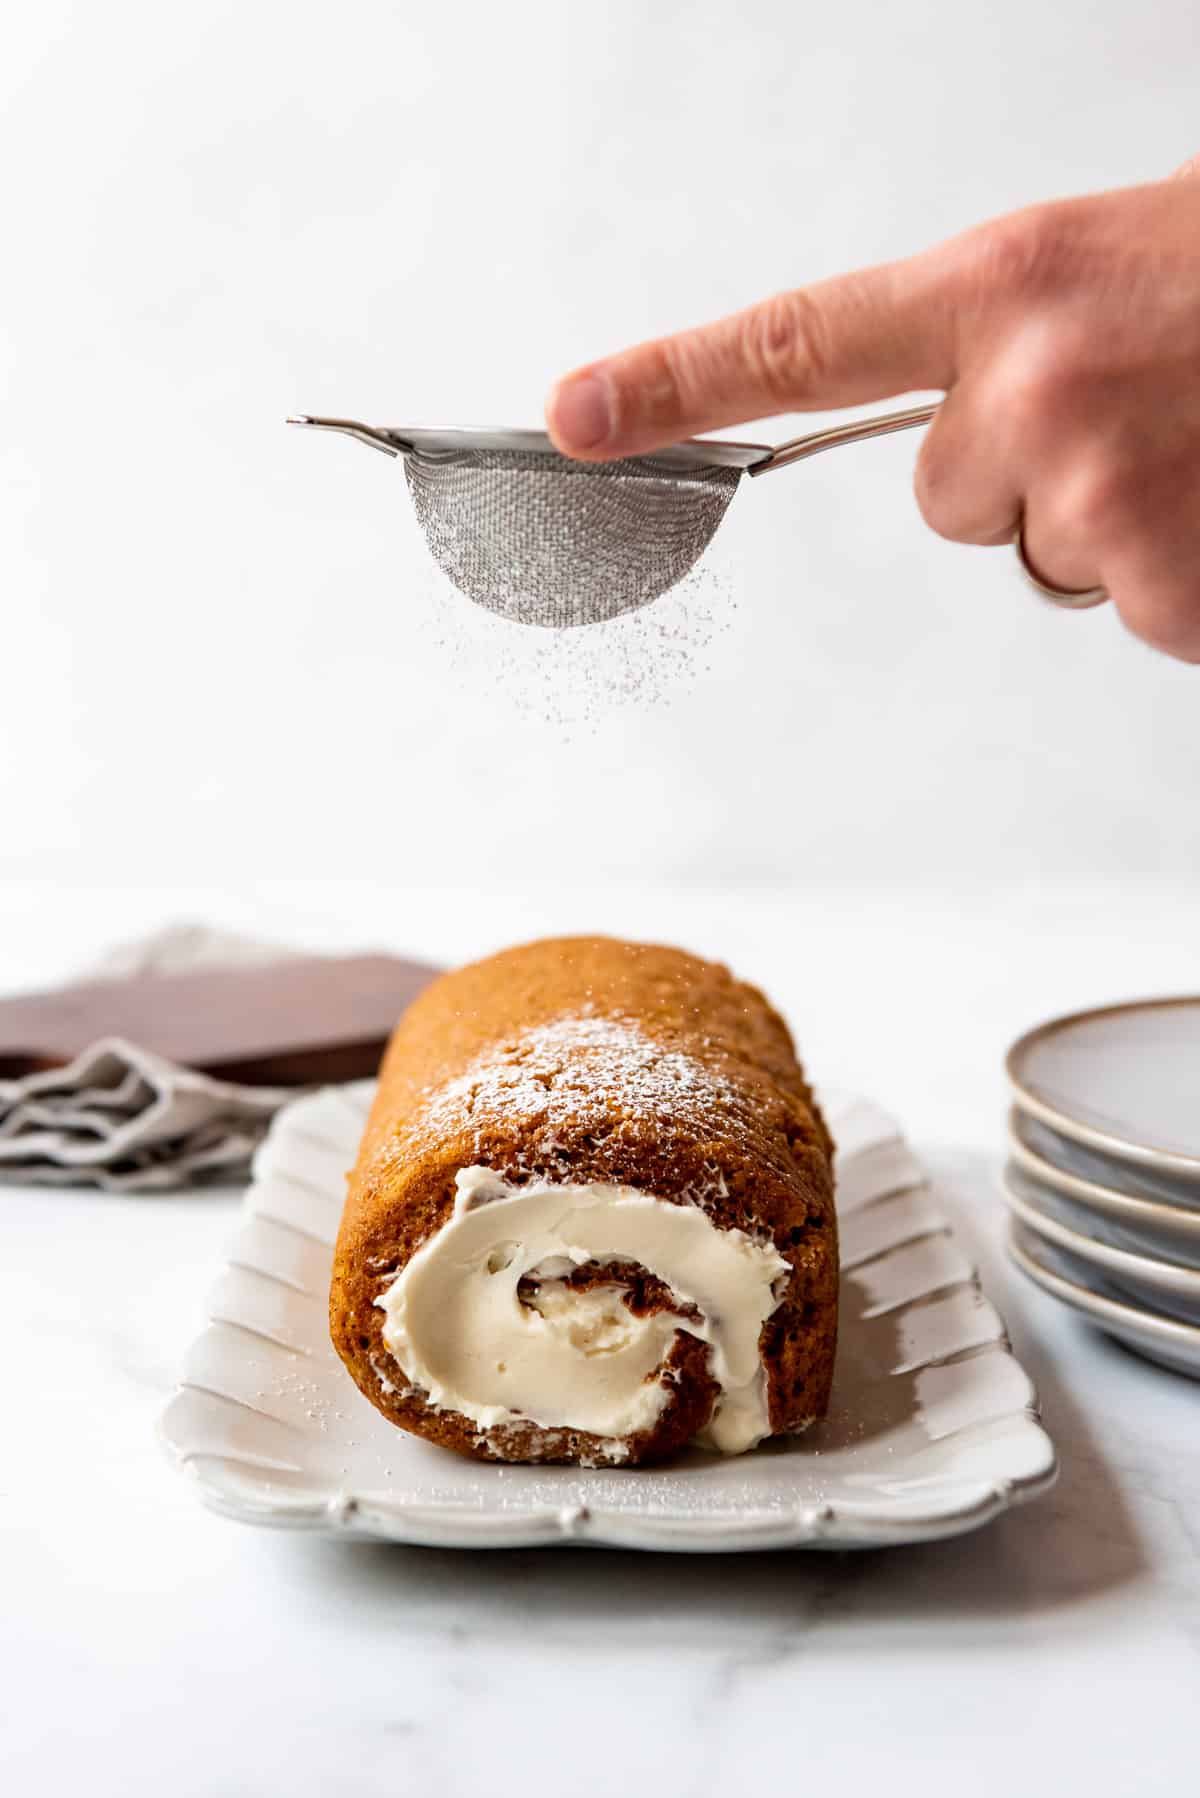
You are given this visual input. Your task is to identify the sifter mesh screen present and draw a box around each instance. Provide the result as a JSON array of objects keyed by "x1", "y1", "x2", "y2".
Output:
[{"x1": 403, "y1": 447, "x2": 742, "y2": 629}]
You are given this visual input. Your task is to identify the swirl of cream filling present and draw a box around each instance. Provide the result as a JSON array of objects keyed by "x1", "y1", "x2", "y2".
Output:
[{"x1": 375, "y1": 1167, "x2": 790, "y2": 1455}]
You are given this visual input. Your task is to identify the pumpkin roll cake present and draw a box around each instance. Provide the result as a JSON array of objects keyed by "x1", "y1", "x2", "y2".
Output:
[{"x1": 330, "y1": 936, "x2": 838, "y2": 1466}]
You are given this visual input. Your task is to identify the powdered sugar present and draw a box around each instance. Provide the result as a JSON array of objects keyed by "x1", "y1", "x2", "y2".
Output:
[
  {"x1": 411, "y1": 1013, "x2": 742, "y2": 1160},
  {"x1": 409, "y1": 552, "x2": 735, "y2": 729}
]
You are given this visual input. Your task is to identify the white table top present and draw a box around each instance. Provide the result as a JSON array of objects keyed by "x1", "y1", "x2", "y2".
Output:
[{"x1": 3, "y1": 879, "x2": 1198, "y2": 1798}]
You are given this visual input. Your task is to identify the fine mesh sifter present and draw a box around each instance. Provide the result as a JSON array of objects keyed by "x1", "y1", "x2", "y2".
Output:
[{"x1": 289, "y1": 406, "x2": 940, "y2": 629}]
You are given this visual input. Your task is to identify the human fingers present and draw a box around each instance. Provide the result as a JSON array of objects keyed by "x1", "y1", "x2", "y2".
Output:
[
  {"x1": 912, "y1": 385, "x2": 1024, "y2": 548},
  {"x1": 1026, "y1": 450, "x2": 1200, "y2": 659},
  {"x1": 545, "y1": 254, "x2": 958, "y2": 460}
]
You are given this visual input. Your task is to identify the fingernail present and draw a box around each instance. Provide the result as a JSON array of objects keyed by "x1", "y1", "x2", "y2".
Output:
[{"x1": 549, "y1": 372, "x2": 614, "y2": 452}]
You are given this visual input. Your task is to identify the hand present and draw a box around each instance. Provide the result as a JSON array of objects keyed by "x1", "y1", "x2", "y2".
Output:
[{"x1": 546, "y1": 163, "x2": 1200, "y2": 663}]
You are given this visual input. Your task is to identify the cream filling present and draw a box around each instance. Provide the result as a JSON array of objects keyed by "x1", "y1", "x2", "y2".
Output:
[{"x1": 375, "y1": 1168, "x2": 789, "y2": 1456}]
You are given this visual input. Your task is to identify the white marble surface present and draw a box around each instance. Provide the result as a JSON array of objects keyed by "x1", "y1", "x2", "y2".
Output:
[{"x1": 3, "y1": 879, "x2": 1199, "y2": 1797}]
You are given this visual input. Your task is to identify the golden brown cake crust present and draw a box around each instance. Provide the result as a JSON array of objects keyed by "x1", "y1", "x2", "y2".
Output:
[{"x1": 330, "y1": 936, "x2": 838, "y2": 1465}]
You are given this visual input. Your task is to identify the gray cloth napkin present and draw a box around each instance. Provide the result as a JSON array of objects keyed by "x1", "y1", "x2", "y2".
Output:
[{"x1": 0, "y1": 927, "x2": 303, "y2": 1192}]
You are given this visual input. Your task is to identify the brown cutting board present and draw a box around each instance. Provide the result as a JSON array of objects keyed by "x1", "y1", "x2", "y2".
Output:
[{"x1": 0, "y1": 953, "x2": 439, "y2": 1086}]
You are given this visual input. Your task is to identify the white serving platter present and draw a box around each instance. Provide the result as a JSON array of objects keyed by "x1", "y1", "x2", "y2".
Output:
[{"x1": 160, "y1": 1084, "x2": 1056, "y2": 1551}]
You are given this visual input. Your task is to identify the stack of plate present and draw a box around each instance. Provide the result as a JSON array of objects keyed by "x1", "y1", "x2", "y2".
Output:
[{"x1": 1004, "y1": 997, "x2": 1200, "y2": 1380}]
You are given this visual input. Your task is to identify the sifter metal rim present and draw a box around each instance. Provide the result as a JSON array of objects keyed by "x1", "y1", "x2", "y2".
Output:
[{"x1": 288, "y1": 416, "x2": 770, "y2": 472}]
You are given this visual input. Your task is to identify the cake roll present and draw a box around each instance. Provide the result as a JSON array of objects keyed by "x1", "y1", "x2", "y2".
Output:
[{"x1": 330, "y1": 937, "x2": 838, "y2": 1466}]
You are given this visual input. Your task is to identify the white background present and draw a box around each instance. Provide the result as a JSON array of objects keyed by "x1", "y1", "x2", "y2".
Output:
[{"x1": 4, "y1": 0, "x2": 1199, "y2": 893}]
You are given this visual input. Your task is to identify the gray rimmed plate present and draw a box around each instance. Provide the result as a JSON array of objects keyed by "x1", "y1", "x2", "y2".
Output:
[
  {"x1": 1008, "y1": 1219, "x2": 1200, "y2": 1382},
  {"x1": 1002, "y1": 1163, "x2": 1200, "y2": 1327},
  {"x1": 1008, "y1": 1112, "x2": 1200, "y2": 1261},
  {"x1": 1007, "y1": 996, "x2": 1200, "y2": 1180},
  {"x1": 158, "y1": 1084, "x2": 1056, "y2": 1551}
]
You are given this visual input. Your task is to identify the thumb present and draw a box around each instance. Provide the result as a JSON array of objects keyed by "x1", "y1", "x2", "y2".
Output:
[{"x1": 545, "y1": 252, "x2": 958, "y2": 461}]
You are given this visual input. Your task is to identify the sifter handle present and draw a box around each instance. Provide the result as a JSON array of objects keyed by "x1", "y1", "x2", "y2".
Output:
[{"x1": 747, "y1": 401, "x2": 939, "y2": 476}]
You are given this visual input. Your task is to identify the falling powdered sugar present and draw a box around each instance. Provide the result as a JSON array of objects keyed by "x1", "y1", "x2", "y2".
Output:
[{"x1": 409, "y1": 548, "x2": 735, "y2": 730}]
